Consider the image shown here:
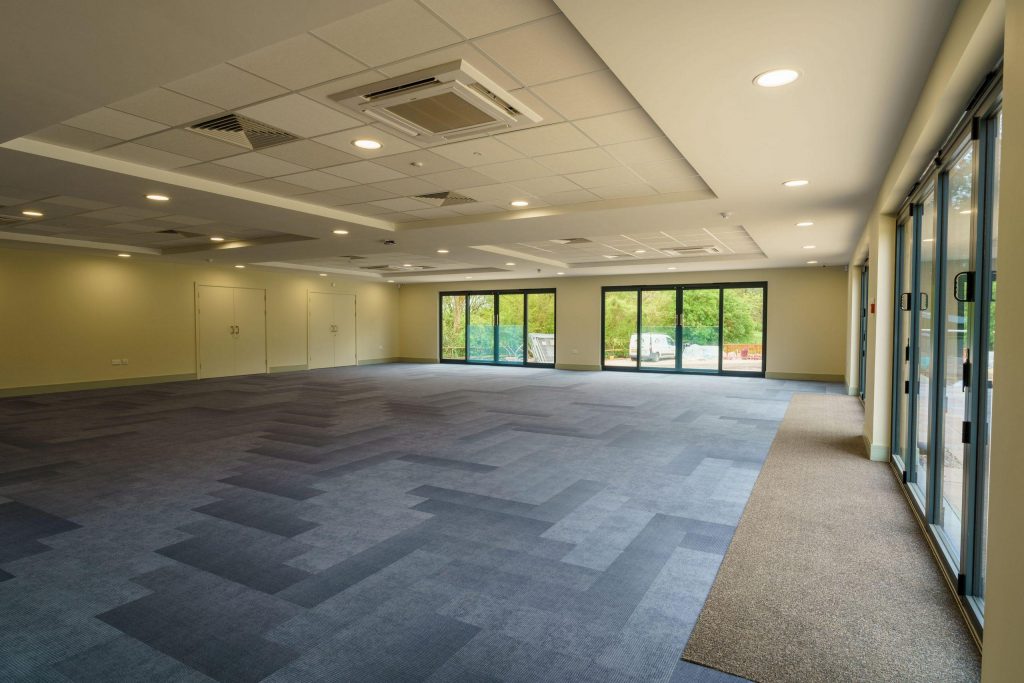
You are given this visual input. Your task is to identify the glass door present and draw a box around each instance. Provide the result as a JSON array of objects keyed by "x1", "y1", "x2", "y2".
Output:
[
  {"x1": 722, "y1": 286, "x2": 765, "y2": 374},
  {"x1": 603, "y1": 290, "x2": 638, "y2": 368},
  {"x1": 681, "y1": 288, "x2": 720, "y2": 372},
  {"x1": 910, "y1": 187, "x2": 937, "y2": 509},
  {"x1": 893, "y1": 218, "x2": 915, "y2": 472},
  {"x1": 441, "y1": 294, "x2": 467, "y2": 361},
  {"x1": 639, "y1": 289, "x2": 678, "y2": 370},
  {"x1": 526, "y1": 292, "x2": 555, "y2": 364},
  {"x1": 467, "y1": 293, "x2": 495, "y2": 363},
  {"x1": 497, "y1": 293, "x2": 525, "y2": 364}
]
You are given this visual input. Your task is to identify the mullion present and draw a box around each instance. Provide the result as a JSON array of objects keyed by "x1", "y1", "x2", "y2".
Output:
[
  {"x1": 675, "y1": 287, "x2": 683, "y2": 372},
  {"x1": 928, "y1": 171, "x2": 949, "y2": 528},
  {"x1": 908, "y1": 204, "x2": 923, "y2": 491},
  {"x1": 717, "y1": 287, "x2": 725, "y2": 374}
]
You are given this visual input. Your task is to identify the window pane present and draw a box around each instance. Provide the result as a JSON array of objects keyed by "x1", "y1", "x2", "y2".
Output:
[
  {"x1": 722, "y1": 287, "x2": 764, "y2": 372},
  {"x1": 497, "y1": 293, "x2": 524, "y2": 364},
  {"x1": 468, "y1": 293, "x2": 494, "y2": 362},
  {"x1": 912, "y1": 189, "x2": 937, "y2": 507},
  {"x1": 639, "y1": 290, "x2": 677, "y2": 369},
  {"x1": 441, "y1": 295, "x2": 466, "y2": 360},
  {"x1": 526, "y1": 292, "x2": 555, "y2": 364},
  {"x1": 681, "y1": 289, "x2": 720, "y2": 371},
  {"x1": 938, "y1": 144, "x2": 975, "y2": 559},
  {"x1": 604, "y1": 291, "x2": 637, "y2": 367}
]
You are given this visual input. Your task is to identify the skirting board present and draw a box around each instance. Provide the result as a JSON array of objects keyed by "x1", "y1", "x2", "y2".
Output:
[
  {"x1": 765, "y1": 372, "x2": 845, "y2": 383},
  {"x1": 270, "y1": 364, "x2": 307, "y2": 374},
  {"x1": 0, "y1": 373, "x2": 197, "y2": 398},
  {"x1": 555, "y1": 363, "x2": 602, "y2": 372},
  {"x1": 862, "y1": 435, "x2": 889, "y2": 462}
]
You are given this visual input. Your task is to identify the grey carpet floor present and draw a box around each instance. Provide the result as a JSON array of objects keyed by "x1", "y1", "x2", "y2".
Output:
[
  {"x1": 0, "y1": 364, "x2": 843, "y2": 682},
  {"x1": 683, "y1": 393, "x2": 981, "y2": 682}
]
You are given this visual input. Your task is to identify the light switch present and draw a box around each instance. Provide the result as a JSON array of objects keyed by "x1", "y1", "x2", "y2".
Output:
[{"x1": 111, "y1": 359, "x2": 122, "y2": 365}]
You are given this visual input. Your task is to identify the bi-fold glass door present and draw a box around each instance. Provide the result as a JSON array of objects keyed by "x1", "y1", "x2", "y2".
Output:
[
  {"x1": 440, "y1": 289, "x2": 555, "y2": 367},
  {"x1": 601, "y1": 283, "x2": 766, "y2": 377},
  {"x1": 889, "y1": 81, "x2": 1001, "y2": 627}
]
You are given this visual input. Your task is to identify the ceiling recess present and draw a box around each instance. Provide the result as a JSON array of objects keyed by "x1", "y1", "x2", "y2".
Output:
[
  {"x1": 329, "y1": 60, "x2": 542, "y2": 143},
  {"x1": 188, "y1": 113, "x2": 298, "y2": 151},
  {"x1": 414, "y1": 191, "x2": 476, "y2": 207}
]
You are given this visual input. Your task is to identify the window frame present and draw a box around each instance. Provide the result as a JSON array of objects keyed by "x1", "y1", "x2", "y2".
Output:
[{"x1": 438, "y1": 288, "x2": 556, "y2": 368}]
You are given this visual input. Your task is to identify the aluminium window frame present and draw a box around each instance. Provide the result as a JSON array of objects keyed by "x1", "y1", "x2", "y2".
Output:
[{"x1": 437, "y1": 288, "x2": 556, "y2": 368}]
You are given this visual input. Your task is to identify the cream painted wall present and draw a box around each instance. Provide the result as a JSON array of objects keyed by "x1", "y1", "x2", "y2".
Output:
[
  {"x1": 399, "y1": 266, "x2": 848, "y2": 380},
  {"x1": 0, "y1": 247, "x2": 399, "y2": 392},
  {"x1": 981, "y1": 1, "x2": 1023, "y2": 679}
]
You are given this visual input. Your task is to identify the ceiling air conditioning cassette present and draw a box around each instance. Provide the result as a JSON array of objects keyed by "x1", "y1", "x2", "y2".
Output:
[
  {"x1": 328, "y1": 60, "x2": 542, "y2": 143},
  {"x1": 663, "y1": 246, "x2": 723, "y2": 256}
]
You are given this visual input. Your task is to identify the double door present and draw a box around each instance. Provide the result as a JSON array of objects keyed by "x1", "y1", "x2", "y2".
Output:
[
  {"x1": 308, "y1": 292, "x2": 356, "y2": 369},
  {"x1": 196, "y1": 285, "x2": 267, "y2": 379}
]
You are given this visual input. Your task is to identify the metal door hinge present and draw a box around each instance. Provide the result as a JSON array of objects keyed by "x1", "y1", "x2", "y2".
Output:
[
  {"x1": 901, "y1": 469, "x2": 908, "y2": 484},
  {"x1": 970, "y1": 118, "x2": 980, "y2": 141},
  {"x1": 904, "y1": 380, "x2": 910, "y2": 395},
  {"x1": 962, "y1": 360, "x2": 971, "y2": 389},
  {"x1": 957, "y1": 573, "x2": 967, "y2": 594},
  {"x1": 962, "y1": 421, "x2": 971, "y2": 444}
]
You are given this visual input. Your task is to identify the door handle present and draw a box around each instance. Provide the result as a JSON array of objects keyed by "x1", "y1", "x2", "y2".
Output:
[
  {"x1": 228, "y1": 324, "x2": 234, "y2": 335},
  {"x1": 234, "y1": 325, "x2": 240, "y2": 335}
]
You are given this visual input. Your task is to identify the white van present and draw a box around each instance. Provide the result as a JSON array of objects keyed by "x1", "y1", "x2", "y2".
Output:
[{"x1": 629, "y1": 333, "x2": 676, "y2": 362}]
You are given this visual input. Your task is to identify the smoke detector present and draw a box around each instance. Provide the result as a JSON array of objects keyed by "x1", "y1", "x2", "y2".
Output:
[{"x1": 329, "y1": 60, "x2": 542, "y2": 143}]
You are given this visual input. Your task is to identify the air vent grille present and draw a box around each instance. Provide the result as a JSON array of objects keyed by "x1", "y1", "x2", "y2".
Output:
[
  {"x1": 364, "y1": 77, "x2": 439, "y2": 100},
  {"x1": 157, "y1": 229, "x2": 205, "y2": 238},
  {"x1": 550, "y1": 238, "x2": 592, "y2": 245},
  {"x1": 414, "y1": 191, "x2": 476, "y2": 207},
  {"x1": 188, "y1": 113, "x2": 298, "y2": 151},
  {"x1": 663, "y1": 246, "x2": 722, "y2": 256}
]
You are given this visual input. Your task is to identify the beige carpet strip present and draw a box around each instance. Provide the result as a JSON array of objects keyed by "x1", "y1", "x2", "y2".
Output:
[{"x1": 683, "y1": 393, "x2": 980, "y2": 682}]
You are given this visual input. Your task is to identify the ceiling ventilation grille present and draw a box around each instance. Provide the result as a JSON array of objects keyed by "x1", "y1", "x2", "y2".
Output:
[
  {"x1": 550, "y1": 238, "x2": 592, "y2": 245},
  {"x1": 663, "y1": 246, "x2": 723, "y2": 256},
  {"x1": 188, "y1": 113, "x2": 298, "y2": 150},
  {"x1": 414, "y1": 191, "x2": 476, "y2": 207},
  {"x1": 157, "y1": 228, "x2": 205, "y2": 238},
  {"x1": 329, "y1": 60, "x2": 542, "y2": 143},
  {"x1": 0, "y1": 215, "x2": 26, "y2": 225}
]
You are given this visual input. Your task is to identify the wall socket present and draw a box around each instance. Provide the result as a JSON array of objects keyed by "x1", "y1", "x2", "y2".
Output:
[{"x1": 110, "y1": 358, "x2": 129, "y2": 366}]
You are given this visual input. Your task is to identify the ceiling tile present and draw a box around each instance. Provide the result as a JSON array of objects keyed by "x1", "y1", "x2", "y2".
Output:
[
  {"x1": 135, "y1": 129, "x2": 242, "y2": 161},
  {"x1": 371, "y1": 177, "x2": 443, "y2": 196},
  {"x1": 165, "y1": 64, "x2": 287, "y2": 110},
  {"x1": 377, "y1": 212, "x2": 421, "y2": 223},
  {"x1": 589, "y1": 184, "x2": 657, "y2": 200},
  {"x1": 181, "y1": 162, "x2": 263, "y2": 184},
  {"x1": 630, "y1": 158, "x2": 700, "y2": 183},
  {"x1": 371, "y1": 149, "x2": 463, "y2": 176},
  {"x1": 531, "y1": 70, "x2": 637, "y2": 120},
  {"x1": 496, "y1": 122, "x2": 595, "y2": 156},
  {"x1": 417, "y1": 168, "x2": 494, "y2": 189},
  {"x1": 406, "y1": 206, "x2": 462, "y2": 219},
  {"x1": 230, "y1": 33, "x2": 365, "y2": 90},
  {"x1": 449, "y1": 201, "x2": 504, "y2": 215},
  {"x1": 567, "y1": 165, "x2": 642, "y2": 189},
  {"x1": 110, "y1": 88, "x2": 221, "y2": 127},
  {"x1": 64, "y1": 107, "x2": 166, "y2": 140},
  {"x1": 459, "y1": 184, "x2": 532, "y2": 203},
  {"x1": 371, "y1": 197, "x2": 433, "y2": 211},
  {"x1": 45, "y1": 196, "x2": 114, "y2": 210},
  {"x1": 305, "y1": 185, "x2": 397, "y2": 205},
  {"x1": 421, "y1": 0, "x2": 559, "y2": 39},
  {"x1": 573, "y1": 108, "x2": 664, "y2": 146},
  {"x1": 476, "y1": 158, "x2": 551, "y2": 182},
  {"x1": 155, "y1": 215, "x2": 215, "y2": 226},
  {"x1": 276, "y1": 170, "x2": 356, "y2": 191},
  {"x1": 473, "y1": 15, "x2": 605, "y2": 86},
  {"x1": 376, "y1": 43, "x2": 521, "y2": 92},
  {"x1": 97, "y1": 143, "x2": 197, "y2": 169},
  {"x1": 214, "y1": 152, "x2": 308, "y2": 177},
  {"x1": 535, "y1": 148, "x2": 618, "y2": 174},
  {"x1": 314, "y1": 126, "x2": 420, "y2": 158},
  {"x1": 605, "y1": 136, "x2": 683, "y2": 165},
  {"x1": 431, "y1": 137, "x2": 523, "y2": 167},
  {"x1": 647, "y1": 177, "x2": 712, "y2": 194},
  {"x1": 240, "y1": 94, "x2": 361, "y2": 138},
  {"x1": 25, "y1": 125, "x2": 121, "y2": 151},
  {"x1": 505, "y1": 87, "x2": 563, "y2": 124},
  {"x1": 513, "y1": 176, "x2": 581, "y2": 195},
  {"x1": 313, "y1": 0, "x2": 462, "y2": 67},
  {"x1": 241, "y1": 178, "x2": 313, "y2": 197},
  {"x1": 322, "y1": 160, "x2": 407, "y2": 183},
  {"x1": 346, "y1": 203, "x2": 394, "y2": 216},
  {"x1": 260, "y1": 140, "x2": 358, "y2": 168},
  {"x1": 539, "y1": 188, "x2": 600, "y2": 205}
]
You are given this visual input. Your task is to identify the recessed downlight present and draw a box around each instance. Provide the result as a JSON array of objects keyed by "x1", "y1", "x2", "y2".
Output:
[
  {"x1": 556, "y1": 272, "x2": 565, "y2": 276},
  {"x1": 754, "y1": 69, "x2": 800, "y2": 88},
  {"x1": 510, "y1": 200, "x2": 530, "y2": 207},
  {"x1": 145, "y1": 194, "x2": 170, "y2": 201},
  {"x1": 352, "y1": 139, "x2": 382, "y2": 150},
  {"x1": 210, "y1": 236, "x2": 225, "y2": 242},
  {"x1": 505, "y1": 262, "x2": 516, "y2": 266},
  {"x1": 634, "y1": 249, "x2": 646, "y2": 254},
  {"x1": 234, "y1": 264, "x2": 245, "y2": 269},
  {"x1": 402, "y1": 263, "x2": 412, "y2": 268},
  {"x1": 21, "y1": 210, "x2": 43, "y2": 217},
  {"x1": 387, "y1": 280, "x2": 395, "y2": 283},
  {"x1": 436, "y1": 249, "x2": 449, "y2": 254},
  {"x1": 465, "y1": 276, "x2": 473, "y2": 279},
  {"x1": 332, "y1": 229, "x2": 349, "y2": 235},
  {"x1": 796, "y1": 221, "x2": 814, "y2": 227},
  {"x1": 807, "y1": 260, "x2": 819, "y2": 265},
  {"x1": 668, "y1": 266, "x2": 677, "y2": 270},
  {"x1": 603, "y1": 255, "x2": 619, "y2": 259},
  {"x1": 116, "y1": 253, "x2": 131, "y2": 258},
  {"x1": 319, "y1": 273, "x2": 327, "y2": 277},
  {"x1": 803, "y1": 245, "x2": 816, "y2": 249},
  {"x1": 783, "y1": 179, "x2": 809, "y2": 187}
]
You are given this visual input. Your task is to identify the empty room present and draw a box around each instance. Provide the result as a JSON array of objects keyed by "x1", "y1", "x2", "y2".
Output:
[{"x1": 1, "y1": 0, "x2": 1022, "y2": 681}]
